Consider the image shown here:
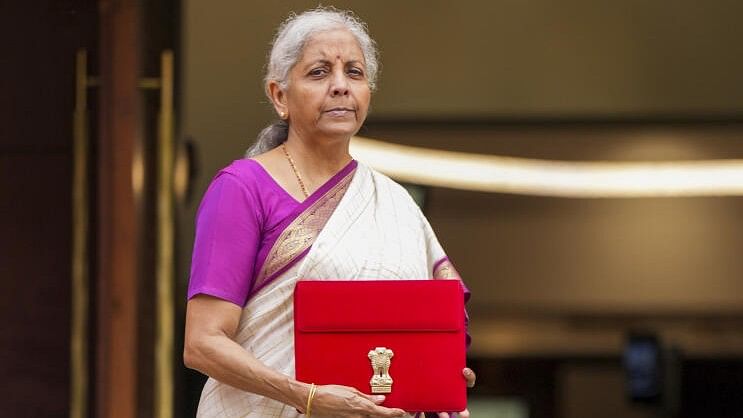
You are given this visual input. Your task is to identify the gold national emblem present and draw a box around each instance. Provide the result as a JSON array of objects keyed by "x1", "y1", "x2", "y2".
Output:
[{"x1": 368, "y1": 347, "x2": 394, "y2": 394}]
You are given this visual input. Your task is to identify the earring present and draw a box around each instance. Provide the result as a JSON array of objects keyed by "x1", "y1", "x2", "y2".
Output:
[{"x1": 279, "y1": 111, "x2": 287, "y2": 119}]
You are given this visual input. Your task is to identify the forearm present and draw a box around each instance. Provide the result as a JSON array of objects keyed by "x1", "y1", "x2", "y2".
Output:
[{"x1": 186, "y1": 333, "x2": 309, "y2": 411}]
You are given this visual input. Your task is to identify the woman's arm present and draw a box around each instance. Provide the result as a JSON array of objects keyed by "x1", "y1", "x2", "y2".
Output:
[
  {"x1": 184, "y1": 295, "x2": 407, "y2": 417},
  {"x1": 184, "y1": 295, "x2": 309, "y2": 410}
]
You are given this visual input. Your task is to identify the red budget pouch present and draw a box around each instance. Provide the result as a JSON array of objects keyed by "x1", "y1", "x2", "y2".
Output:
[{"x1": 294, "y1": 280, "x2": 467, "y2": 412}]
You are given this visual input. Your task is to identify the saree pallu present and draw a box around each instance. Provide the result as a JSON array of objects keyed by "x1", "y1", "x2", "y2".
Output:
[{"x1": 196, "y1": 162, "x2": 463, "y2": 418}]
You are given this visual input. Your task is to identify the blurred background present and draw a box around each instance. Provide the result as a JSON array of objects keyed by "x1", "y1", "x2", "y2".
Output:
[{"x1": 3, "y1": 1, "x2": 743, "y2": 417}]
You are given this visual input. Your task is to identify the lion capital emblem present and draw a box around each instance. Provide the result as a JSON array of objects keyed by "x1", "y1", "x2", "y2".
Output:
[{"x1": 368, "y1": 347, "x2": 394, "y2": 393}]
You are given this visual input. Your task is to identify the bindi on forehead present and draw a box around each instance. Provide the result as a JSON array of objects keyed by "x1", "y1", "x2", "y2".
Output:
[
  {"x1": 301, "y1": 54, "x2": 364, "y2": 68},
  {"x1": 303, "y1": 31, "x2": 362, "y2": 57},
  {"x1": 310, "y1": 48, "x2": 360, "y2": 61}
]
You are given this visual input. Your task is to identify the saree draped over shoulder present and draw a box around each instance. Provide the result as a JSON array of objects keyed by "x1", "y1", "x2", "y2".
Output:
[{"x1": 194, "y1": 162, "x2": 465, "y2": 418}]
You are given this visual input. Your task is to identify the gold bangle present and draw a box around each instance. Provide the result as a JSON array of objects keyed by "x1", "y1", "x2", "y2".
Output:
[{"x1": 305, "y1": 383, "x2": 317, "y2": 417}]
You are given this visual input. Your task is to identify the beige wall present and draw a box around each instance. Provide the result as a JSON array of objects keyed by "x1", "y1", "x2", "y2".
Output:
[
  {"x1": 360, "y1": 124, "x2": 743, "y2": 314},
  {"x1": 181, "y1": 0, "x2": 743, "y2": 176},
  {"x1": 179, "y1": 1, "x2": 743, "y2": 356},
  {"x1": 364, "y1": 122, "x2": 743, "y2": 357}
]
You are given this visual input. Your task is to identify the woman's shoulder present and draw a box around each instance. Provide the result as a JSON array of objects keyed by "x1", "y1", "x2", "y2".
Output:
[
  {"x1": 362, "y1": 163, "x2": 406, "y2": 191},
  {"x1": 216, "y1": 158, "x2": 265, "y2": 189},
  {"x1": 361, "y1": 163, "x2": 423, "y2": 212}
]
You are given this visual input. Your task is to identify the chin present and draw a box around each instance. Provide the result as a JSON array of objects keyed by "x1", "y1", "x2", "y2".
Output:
[{"x1": 317, "y1": 123, "x2": 361, "y2": 139}]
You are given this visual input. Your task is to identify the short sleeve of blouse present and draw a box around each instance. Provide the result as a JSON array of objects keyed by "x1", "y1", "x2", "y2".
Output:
[{"x1": 187, "y1": 170, "x2": 262, "y2": 307}]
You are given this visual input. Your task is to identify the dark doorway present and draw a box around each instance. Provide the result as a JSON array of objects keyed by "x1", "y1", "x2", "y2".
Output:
[{"x1": 0, "y1": 1, "x2": 98, "y2": 417}]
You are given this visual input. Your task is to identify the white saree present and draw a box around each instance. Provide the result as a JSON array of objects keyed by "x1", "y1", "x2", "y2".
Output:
[{"x1": 196, "y1": 162, "x2": 460, "y2": 418}]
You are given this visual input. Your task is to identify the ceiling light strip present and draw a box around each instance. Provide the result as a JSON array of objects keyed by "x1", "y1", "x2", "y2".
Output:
[{"x1": 350, "y1": 136, "x2": 743, "y2": 198}]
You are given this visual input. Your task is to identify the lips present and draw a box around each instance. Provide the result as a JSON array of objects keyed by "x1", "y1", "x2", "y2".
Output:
[{"x1": 324, "y1": 107, "x2": 355, "y2": 117}]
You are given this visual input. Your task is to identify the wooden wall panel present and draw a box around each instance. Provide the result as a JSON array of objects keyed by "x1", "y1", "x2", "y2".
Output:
[
  {"x1": 0, "y1": 155, "x2": 71, "y2": 416},
  {"x1": 0, "y1": 1, "x2": 97, "y2": 416}
]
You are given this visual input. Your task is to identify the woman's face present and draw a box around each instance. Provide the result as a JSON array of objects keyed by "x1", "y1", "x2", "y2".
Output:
[{"x1": 273, "y1": 29, "x2": 371, "y2": 143}]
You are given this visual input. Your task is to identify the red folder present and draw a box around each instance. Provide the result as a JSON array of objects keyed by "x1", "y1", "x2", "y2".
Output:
[{"x1": 294, "y1": 280, "x2": 467, "y2": 412}]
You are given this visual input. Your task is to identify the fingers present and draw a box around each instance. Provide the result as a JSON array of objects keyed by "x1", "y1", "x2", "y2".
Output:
[
  {"x1": 459, "y1": 408, "x2": 471, "y2": 418},
  {"x1": 344, "y1": 386, "x2": 384, "y2": 407},
  {"x1": 355, "y1": 392, "x2": 405, "y2": 417},
  {"x1": 368, "y1": 405, "x2": 407, "y2": 417},
  {"x1": 463, "y1": 368, "x2": 476, "y2": 388},
  {"x1": 438, "y1": 413, "x2": 450, "y2": 418},
  {"x1": 314, "y1": 385, "x2": 406, "y2": 417},
  {"x1": 358, "y1": 393, "x2": 386, "y2": 405},
  {"x1": 373, "y1": 396, "x2": 386, "y2": 406}
]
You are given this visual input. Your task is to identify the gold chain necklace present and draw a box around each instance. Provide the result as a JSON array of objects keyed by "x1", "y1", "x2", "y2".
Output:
[{"x1": 281, "y1": 143, "x2": 309, "y2": 198}]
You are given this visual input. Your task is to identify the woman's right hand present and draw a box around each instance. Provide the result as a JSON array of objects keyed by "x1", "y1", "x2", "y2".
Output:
[{"x1": 309, "y1": 384, "x2": 408, "y2": 417}]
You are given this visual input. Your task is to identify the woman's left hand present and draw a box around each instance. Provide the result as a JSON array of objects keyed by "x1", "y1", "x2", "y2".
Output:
[
  {"x1": 463, "y1": 367, "x2": 476, "y2": 388},
  {"x1": 416, "y1": 367, "x2": 476, "y2": 418}
]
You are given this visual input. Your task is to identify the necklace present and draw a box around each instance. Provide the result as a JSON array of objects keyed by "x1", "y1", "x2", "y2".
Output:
[{"x1": 281, "y1": 143, "x2": 309, "y2": 198}]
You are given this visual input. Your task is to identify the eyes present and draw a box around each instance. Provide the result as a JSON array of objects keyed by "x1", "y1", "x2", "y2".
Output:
[{"x1": 308, "y1": 64, "x2": 365, "y2": 80}]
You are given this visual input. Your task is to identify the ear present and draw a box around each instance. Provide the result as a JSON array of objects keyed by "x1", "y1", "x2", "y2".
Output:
[{"x1": 267, "y1": 80, "x2": 288, "y2": 117}]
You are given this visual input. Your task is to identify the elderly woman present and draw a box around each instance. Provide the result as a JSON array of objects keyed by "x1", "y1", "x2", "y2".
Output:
[{"x1": 184, "y1": 8, "x2": 474, "y2": 418}]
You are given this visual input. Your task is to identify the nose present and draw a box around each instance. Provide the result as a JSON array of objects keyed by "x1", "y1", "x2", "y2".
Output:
[{"x1": 330, "y1": 68, "x2": 349, "y2": 97}]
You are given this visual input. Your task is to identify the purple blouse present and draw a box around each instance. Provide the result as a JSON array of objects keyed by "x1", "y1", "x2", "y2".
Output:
[{"x1": 187, "y1": 158, "x2": 357, "y2": 307}]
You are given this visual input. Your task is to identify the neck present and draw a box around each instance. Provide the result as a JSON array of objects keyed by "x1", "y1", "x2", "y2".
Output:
[{"x1": 284, "y1": 130, "x2": 353, "y2": 177}]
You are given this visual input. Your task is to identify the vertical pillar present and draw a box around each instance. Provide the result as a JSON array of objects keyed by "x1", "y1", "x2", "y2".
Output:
[{"x1": 97, "y1": 1, "x2": 142, "y2": 417}]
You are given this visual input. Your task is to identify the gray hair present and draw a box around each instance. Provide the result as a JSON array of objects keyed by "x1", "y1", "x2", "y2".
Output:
[{"x1": 246, "y1": 7, "x2": 379, "y2": 157}]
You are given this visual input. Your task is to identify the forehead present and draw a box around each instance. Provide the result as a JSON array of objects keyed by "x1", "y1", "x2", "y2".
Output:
[{"x1": 299, "y1": 29, "x2": 365, "y2": 63}]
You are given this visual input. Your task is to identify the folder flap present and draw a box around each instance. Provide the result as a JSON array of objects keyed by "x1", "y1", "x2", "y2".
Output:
[{"x1": 294, "y1": 280, "x2": 464, "y2": 333}]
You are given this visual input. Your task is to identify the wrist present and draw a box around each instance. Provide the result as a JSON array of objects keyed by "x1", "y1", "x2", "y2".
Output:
[
  {"x1": 287, "y1": 379, "x2": 313, "y2": 412},
  {"x1": 305, "y1": 383, "x2": 318, "y2": 416}
]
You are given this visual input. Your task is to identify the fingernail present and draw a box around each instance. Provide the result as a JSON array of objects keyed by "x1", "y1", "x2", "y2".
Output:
[{"x1": 373, "y1": 395, "x2": 385, "y2": 402}]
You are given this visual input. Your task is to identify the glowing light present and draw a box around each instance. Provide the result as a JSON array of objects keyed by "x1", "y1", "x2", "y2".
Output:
[{"x1": 350, "y1": 136, "x2": 743, "y2": 198}]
